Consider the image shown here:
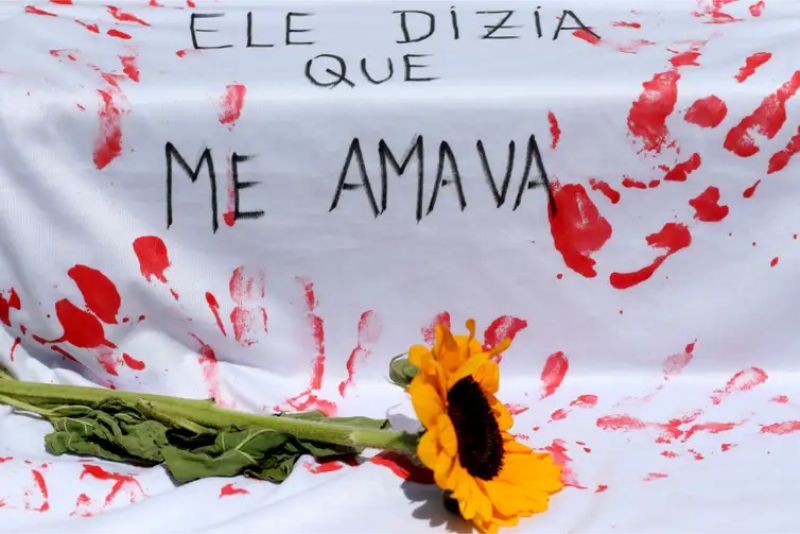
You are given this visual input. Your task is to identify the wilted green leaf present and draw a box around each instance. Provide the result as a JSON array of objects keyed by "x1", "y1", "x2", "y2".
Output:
[{"x1": 40, "y1": 399, "x2": 392, "y2": 484}]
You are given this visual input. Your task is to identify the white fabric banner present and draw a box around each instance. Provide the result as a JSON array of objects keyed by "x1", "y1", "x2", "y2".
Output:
[{"x1": 1, "y1": 0, "x2": 799, "y2": 532}]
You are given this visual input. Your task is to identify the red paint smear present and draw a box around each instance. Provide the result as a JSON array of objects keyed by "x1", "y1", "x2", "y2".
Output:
[
  {"x1": 771, "y1": 395, "x2": 790, "y2": 404},
  {"x1": 107, "y1": 29, "x2": 131, "y2": 39},
  {"x1": 612, "y1": 21, "x2": 641, "y2": 28},
  {"x1": 187, "y1": 0, "x2": 196, "y2": 7},
  {"x1": 229, "y1": 266, "x2": 268, "y2": 346},
  {"x1": 693, "y1": 0, "x2": 742, "y2": 24},
  {"x1": 572, "y1": 29, "x2": 600, "y2": 45},
  {"x1": 119, "y1": 55, "x2": 139, "y2": 82},
  {"x1": 609, "y1": 223, "x2": 691, "y2": 290},
  {"x1": 541, "y1": 351, "x2": 569, "y2": 399},
  {"x1": 421, "y1": 311, "x2": 450, "y2": 345},
  {"x1": 767, "y1": 125, "x2": 800, "y2": 174},
  {"x1": 122, "y1": 353, "x2": 145, "y2": 371},
  {"x1": 51, "y1": 345, "x2": 79, "y2": 362},
  {"x1": 49, "y1": 49, "x2": 77, "y2": 61},
  {"x1": 0, "y1": 288, "x2": 21, "y2": 327},
  {"x1": 571, "y1": 394, "x2": 598, "y2": 408},
  {"x1": 283, "y1": 391, "x2": 337, "y2": 416},
  {"x1": 219, "y1": 483, "x2": 249, "y2": 497},
  {"x1": 685, "y1": 96, "x2": 728, "y2": 128},
  {"x1": 688, "y1": 449, "x2": 705, "y2": 461},
  {"x1": 550, "y1": 408, "x2": 568, "y2": 421},
  {"x1": 595, "y1": 484, "x2": 608, "y2": 493},
  {"x1": 721, "y1": 443, "x2": 735, "y2": 451},
  {"x1": 664, "y1": 152, "x2": 702, "y2": 182},
  {"x1": 28, "y1": 469, "x2": 49, "y2": 512},
  {"x1": 711, "y1": 367, "x2": 768, "y2": 404},
  {"x1": 132, "y1": 236, "x2": 170, "y2": 284},
  {"x1": 369, "y1": 451, "x2": 434, "y2": 484},
  {"x1": 205, "y1": 292, "x2": 227, "y2": 337},
  {"x1": 643, "y1": 472, "x2": 668, "y2": 482},
  {"x1": 596, "y1": 414, "x2": 648, "y2": 431},
  {"x1": 734, "y1": 52, "x2": 772, "y2": 83},
  {"x1": 10, "y1": 337, "x2": 21, "y2": 361},
  {"x1": 548, "y1": 183, "x2": 612, "y2": 278},
  {"x1": 743, "y1": 179, "x2": 761, "y2": 198},
  {"x1": 277, "y1": 279, "x2": 336, "y2": 415},
  {"x1": 761, "y1": 421, "x2": 800, "y2": 435},
  {"x1": 622, "y1": 177, "x2": 648, "y2": 189},
  {"x1": 505, "y1": 403, "x2": 529, "y2": 415},
  {"x1": 615, "y1": 39, "x2": 655, "y2": 55},
  {"x1": 660, "y1": 450, "x2": 679, "y2": 458},
  {"x1": 589, "y1": 179, "x2": 620, "y2": 204},
  {"x1": 107, "y1": 6, "x2": 150, "y2": 26},
  {"x1": 149, "y1": 0, "x2": 164, "y2": 6},
  {"x1": 339, "y1": 310, "x2": 382, "y2": 396},
  {"x1": 304, "y1": 460, "x2": 345, "y2": 474},
  {"x1": 96, "y1": 347, "x2": 120, "y2": 376},
  {"x1": 670, "y1": 51, "x2": 700, "y2": 68},
  {"x1": 749, "y1": 0, "x2": 765, "y2": 16},
  {"x1": 770, "y1": 256, "x2": 779, "y2": 267},
  {"x1": 25, "y1": 5, "x2": 57, "y2": 16},
  {"x1": 71, "y1": 493, "x2": 93, "y2": 517},
  {"x1": 299, "y1": 278, "x2": 325, "y2": 390},
  {"x1": 627, "y1": 70, "x2": 680, "y2": 154},
  {"x1": 663, "y1": 347, "x2": 694, "y2": 377},
  {"x1": 219, "y1": 84, "x2": 247, "y2": 128},
  {"x1": 193, "y1": 336, "x2": 226, "y2": 406},
  {"x1": 681, "y1": 421, "x2": 738, "y2": 442},
  {"x1": 482, "y1": 315, "x2": 527, "y2": 358},
  {"x1": 51, "y1": 0, "x2": 73, "y2": 3},
  {"x1": 689, "y1": 186, "x2": 729, "y2": 222},
  {"x1": 547, "y1": 112, "x2": 561, "y2": 149},
  {"x1": 725, "y1": 71, "x2": 800, "y2": 157},
  {"x1": 544, "y1": 439, "x2": 585, "y2": 489},
  {"x1": 223, "y1": 154, "x2": 236, "y2": 227},
  {"x1": 80, "y1": 464, "x2": 144, "y2": 506},
  {"x1": 75, "y1": 20, "x2": 100, "y2": 33},
  {"x1": 93, "y1": 89, "x2": 122, "y2": 170},
  {"x1": 67, "y1": 265, "x2": 121, "y2": 324},
  {"x1": 49, "y1": 299, "x2": 116, "y2": 349}
]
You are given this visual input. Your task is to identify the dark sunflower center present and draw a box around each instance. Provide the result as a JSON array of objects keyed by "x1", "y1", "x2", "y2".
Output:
[{"x1": 446, "y1": 376, "x2": 504, "y2": 480}]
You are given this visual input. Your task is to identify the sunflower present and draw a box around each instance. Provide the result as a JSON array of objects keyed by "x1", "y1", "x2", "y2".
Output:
[{"x1": 407, "y1": 319, "x2": 563, "y2": 533}]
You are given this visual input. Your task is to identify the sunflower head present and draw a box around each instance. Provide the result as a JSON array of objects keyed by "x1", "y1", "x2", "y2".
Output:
[{"x1": 407, "y1": 319, "x2": 563, "y2": 533}]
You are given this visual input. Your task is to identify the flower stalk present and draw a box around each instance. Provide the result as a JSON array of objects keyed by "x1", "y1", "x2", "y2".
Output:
[{"x1": 0, "y1": 377, "x2": 418, "y2": 454}]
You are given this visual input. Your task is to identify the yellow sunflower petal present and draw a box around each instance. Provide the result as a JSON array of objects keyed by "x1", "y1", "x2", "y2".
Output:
[
  {"x1": 436, "y1": 414, "x2": 458, "y2": 457},
  {"x1": 473, "y1": 359, "x2": 500, "y2": 394},
  {"x1": 417, "y1": 428, "x2": 440, "y2": 469},
  {"x1": 408, "y1": 344, "x2": 431, "y2": 368},
  {"x1": 408, "y1": 377, "x2": 445, "y2": 428},
  {"x1": 487, "y1": 336, "x2": 511, "y2": 361},
  {"x1": 497, "y1": 451, "x2": 564, "y2": 493},
  {"x1": 448, "y1": 351, "x2": 491, "y2": 388},
  {"x1": 433, "y1": 451, "x2": 455, "y2": 487},
  {"x1": 435, "y1": 323, "x2": 463, "y2": 372},
  {"x1": 490, "y1": 399, "x2": 513, "y2": 431},
  {"x1": 501, "y1": 433, "x2": 534, "y2": 453}
]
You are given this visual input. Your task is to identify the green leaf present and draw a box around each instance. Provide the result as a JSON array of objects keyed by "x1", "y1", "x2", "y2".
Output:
[
  {"x1": 162, "y1": 428, "x2": 290, "y2": 483},
  {"x1": 389, "y1": 354, "x2": 418, "y2": 388},
  {"x1": 44, "y1": 399, "x2": 168, "y2": 466},
  {"x1": 3, "y1": 383, "x2": 409, "y2": 485}
]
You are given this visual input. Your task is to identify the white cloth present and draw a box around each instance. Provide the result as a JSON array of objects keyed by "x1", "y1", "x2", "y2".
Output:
[{"x1": 1, "y1": 0, "x2": 799, "y2": 532}]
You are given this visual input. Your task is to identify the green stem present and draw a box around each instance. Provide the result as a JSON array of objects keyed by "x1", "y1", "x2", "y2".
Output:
[{"x1": 0, "y1": 379, "x2": 419, "y2": 454}]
